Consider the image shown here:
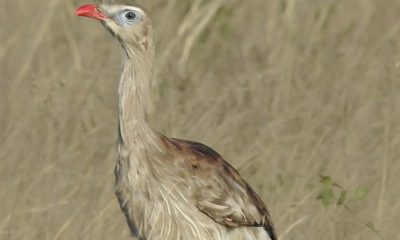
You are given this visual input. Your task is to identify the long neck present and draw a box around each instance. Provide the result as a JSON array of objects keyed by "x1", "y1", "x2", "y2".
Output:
[{"x1": 118, "y1": 54, "x2": 159, "y2": 152}]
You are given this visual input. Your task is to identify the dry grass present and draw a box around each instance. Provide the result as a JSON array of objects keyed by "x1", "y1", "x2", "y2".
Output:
[{"x1": 1, "y1": 0, "x2": 400, "y2": 239}]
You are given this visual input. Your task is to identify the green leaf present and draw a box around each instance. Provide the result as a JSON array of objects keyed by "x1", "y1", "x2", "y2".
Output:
[
  {"x1": 319, "y1": 175, "x2": 333, "y2": 186},
  {"x1": 337, "y1": 190, "x2": 347, "y2": 206},
  {"x1": 354, "y1": 186, "x2": 369, "y2": 200},
  {"x1": 317, "y1": 187, "x2": 334, "y2": 207}
]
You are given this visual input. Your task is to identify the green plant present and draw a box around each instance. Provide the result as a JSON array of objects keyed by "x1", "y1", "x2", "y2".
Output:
[{"x1": 316, "y1": 174, "x2": 385, "y2": 240}]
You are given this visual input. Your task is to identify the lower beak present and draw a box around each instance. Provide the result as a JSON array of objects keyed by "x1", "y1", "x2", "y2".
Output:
[{"x1": 76, "y1": 4, "x2": 108, "y2": 20}]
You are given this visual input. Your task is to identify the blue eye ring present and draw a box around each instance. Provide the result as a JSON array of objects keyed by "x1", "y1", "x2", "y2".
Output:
[{"x1": 114, "y1": 9, "x2": 141, "y2": 26}]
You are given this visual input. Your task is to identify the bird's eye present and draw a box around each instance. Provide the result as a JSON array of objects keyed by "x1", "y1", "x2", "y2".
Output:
[
  {"x1": 124, "y1": 11, "x2": 136, "y2": 20},
  {"x1": 115, "y1": 9, "x2": 141, "y2": 26}
]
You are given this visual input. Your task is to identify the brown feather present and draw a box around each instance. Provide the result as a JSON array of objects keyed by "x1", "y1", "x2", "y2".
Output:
[{"x1": 161, "y1": 136, "x2": 277, "y2": 240}]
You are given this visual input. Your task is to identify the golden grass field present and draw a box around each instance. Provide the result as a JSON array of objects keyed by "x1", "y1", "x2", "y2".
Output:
[{"x1": 1, "y1": 0, "x2": 400, "y2": 239}]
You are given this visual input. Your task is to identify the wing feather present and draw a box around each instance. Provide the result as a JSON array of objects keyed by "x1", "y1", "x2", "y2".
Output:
[{"x1": 166, "y1": 138, "x2": 277, "y2": 240}]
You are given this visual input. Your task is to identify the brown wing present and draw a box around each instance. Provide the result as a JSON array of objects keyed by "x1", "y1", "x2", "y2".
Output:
[{"x1": 165, "y1": 138, "x2": 277, "y2": 240}]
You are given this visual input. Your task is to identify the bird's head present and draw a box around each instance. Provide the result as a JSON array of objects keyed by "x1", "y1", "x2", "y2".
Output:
[{"x1": 76, "y1": 3, "x2": 153, "y2": 59}]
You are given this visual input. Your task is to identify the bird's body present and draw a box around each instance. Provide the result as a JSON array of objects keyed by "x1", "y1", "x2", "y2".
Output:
[
  {"x1": 116, "y1": 136, "x2": 273, "y2": 240},
  {"x1": 76, "y1": 3, "x2": 277, "y2": 240}
]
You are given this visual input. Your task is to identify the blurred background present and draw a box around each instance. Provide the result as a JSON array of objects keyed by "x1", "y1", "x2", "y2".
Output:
[{"x1": 1, "y1": 0, "x2": 400, "y2": 239}]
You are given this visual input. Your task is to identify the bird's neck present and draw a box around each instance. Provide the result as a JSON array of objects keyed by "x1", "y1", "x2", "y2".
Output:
[{"x1": 118, "y1": 57, "x2": 160, "y2": 151}]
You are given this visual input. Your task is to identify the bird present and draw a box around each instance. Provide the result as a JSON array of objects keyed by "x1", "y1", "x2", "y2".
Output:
[{"x1": 76, "y1": 3, "x2": 277, "y2": 240}]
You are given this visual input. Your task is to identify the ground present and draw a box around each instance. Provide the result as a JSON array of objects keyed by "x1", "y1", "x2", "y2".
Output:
[{"x1": 1, "y1": 0, "x2": 399, "y2": 239}]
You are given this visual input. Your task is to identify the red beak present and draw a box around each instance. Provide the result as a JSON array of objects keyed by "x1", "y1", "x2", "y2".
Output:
[{"x1": 76, "y1": 4, "x2": 108, "y2": 20}]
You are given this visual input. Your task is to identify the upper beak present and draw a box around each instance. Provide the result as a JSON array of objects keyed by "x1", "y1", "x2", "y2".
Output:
[{"x1": 76, "y1": 4, "x2": 108, "y2": 20}]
